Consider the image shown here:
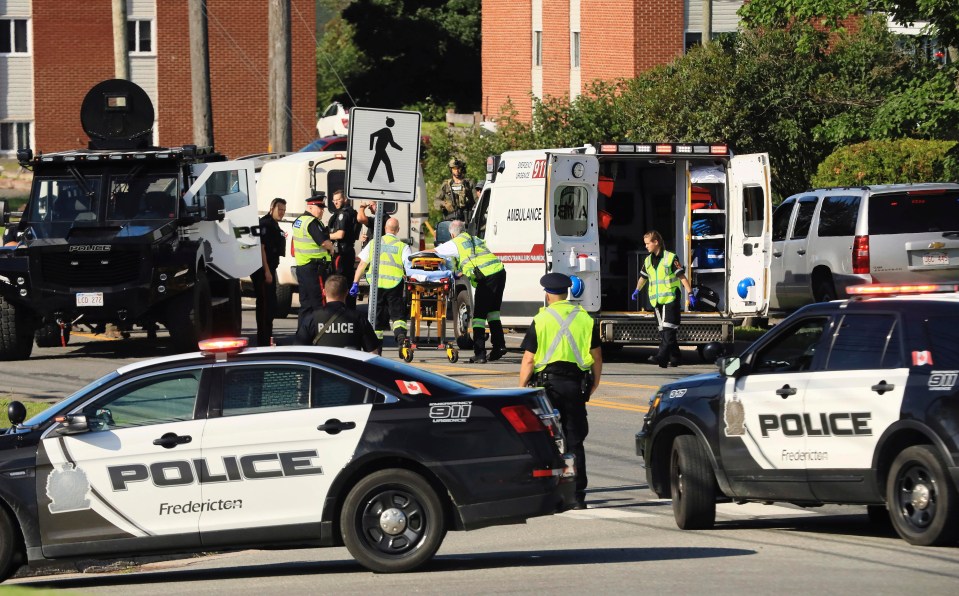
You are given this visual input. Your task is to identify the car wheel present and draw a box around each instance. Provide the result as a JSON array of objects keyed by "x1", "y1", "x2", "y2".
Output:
[
  {"x1": 814, "y1": 277, "x2": 837, "y2": 303},
  {"x1": 0, "y1": 507, "x2": 23, "y2": 582},
  {"x1": 670, "y1": 435, "x2": 716, "y2": 530},
  {"x1": 341, "y1": 468, "x2": 446, "y2": 573},
  {"x1": 275, "y1": 284, "x2": 294, "y2": 319},
  {"x1": 886, "y1": 445, "x2": 959, "y2": 546}
]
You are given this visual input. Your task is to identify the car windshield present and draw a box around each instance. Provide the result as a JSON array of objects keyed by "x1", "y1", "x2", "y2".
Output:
[
  {"x1": 107, "y1": 173, "x2": 179, "y2": 221},
  {"x1": 26, "y1": 176, "x2": 102, "y2": 224},
  {"x1": 869, "y1": 191, "x2": 959, "y2": 234},
  {"x1": 22, "y1": 371, "x2": 121, "y2": 427}
]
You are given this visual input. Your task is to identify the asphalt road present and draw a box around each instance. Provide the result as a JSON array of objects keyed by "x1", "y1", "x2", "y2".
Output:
[{"x1": 4, "y1": 302, "x2": 959, "y2": 593}]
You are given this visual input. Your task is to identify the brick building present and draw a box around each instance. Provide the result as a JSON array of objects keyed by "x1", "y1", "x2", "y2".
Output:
[
  {"x1": 481, "y1": 0, "x2": 744, "y2": 122},
  {"x1": 0, "y1": 0, "x2": 316, "y2": 159}
]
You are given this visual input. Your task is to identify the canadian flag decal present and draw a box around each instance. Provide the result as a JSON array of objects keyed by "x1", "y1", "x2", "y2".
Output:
[
  {"x1": 395, "y1": 380, "x2": 431, "y2": 395},
  {"x1": 912, "y1": 351, "x2": 934, "y2": 366}
]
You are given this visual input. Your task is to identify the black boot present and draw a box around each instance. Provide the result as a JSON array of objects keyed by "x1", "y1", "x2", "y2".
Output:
[
  {"x1": 469, "y1": 328, "x2": 487, "y2": 363},
  {"x1": 488, "y1": 320, "x2": 507, "y2": 361}
]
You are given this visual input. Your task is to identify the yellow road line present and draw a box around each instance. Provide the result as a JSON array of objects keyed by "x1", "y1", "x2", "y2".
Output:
[
  {"x1": 590, "y1": 400, "x2": 649, "y2": 413},
  {"x1": 71, "y1": 332, "x2": 120, "y2": 341}
]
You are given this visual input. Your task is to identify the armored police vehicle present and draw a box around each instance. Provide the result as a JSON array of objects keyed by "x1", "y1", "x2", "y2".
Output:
[
  {"x1": 636, "y1": 283, "x2": 959, "y2": 546},
  {"x1": 0, "y1": 80, "x2": 261, "y2": 358}
]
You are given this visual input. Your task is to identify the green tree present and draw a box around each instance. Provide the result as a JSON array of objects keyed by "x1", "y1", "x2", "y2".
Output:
[{"x1": 316, "y1": 14, "x2": 368, "y2": 111}]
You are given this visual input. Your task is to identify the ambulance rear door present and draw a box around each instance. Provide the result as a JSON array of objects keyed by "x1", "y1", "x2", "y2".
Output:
[
  {"x1": 726, "y1": 153, "x2": 772, "y2": 316},
  {"x1": 546, "y1": 153, "x2": 601, "y2": 312}
]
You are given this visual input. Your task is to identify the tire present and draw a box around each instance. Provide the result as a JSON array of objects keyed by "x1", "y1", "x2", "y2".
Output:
[
  {"x1": 275, "y1": 284, "x2": 294, "y2": 319},
  {"x1": 0, "y1": 295, "x2": 34, "y2": 360},
  {"x1": 34, "y1": 323, "x2": 70, "y2": 348},
  {"x1": 670, "y1": 435, "x2": 716, "y2": 530},
  {"x1": 0, "y1": 507, "x2": 23, "y2": 582},
  {"x1": 814, "y1": 277, "x2": 837, "y2": 303},
  {"x1": 212, "y1": 278, "x2": 242, "y2": 336},
  {"x1": 886, "y1": 445, "x2": 959, "y2": 546},
  {"x1": 867, "y1": 504, "x2": 891, "y2": 526},
  {"x1": 340, "y1": 468, "x2": 446, "y2": 573},
  {"x1": 165, "y1": 270, "x2": 213, "y2": 352},
  {"x1": 452, "y1": 289, "x2": 471, "y2": 342}
]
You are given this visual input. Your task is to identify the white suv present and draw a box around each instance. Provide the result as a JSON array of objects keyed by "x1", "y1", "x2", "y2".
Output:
[
  {"x1": 769, "y1": 183, "x2": 959, "y2": 310},
  {"x1": 316, "y1": 101, "x2": 349, "y2": 137}
]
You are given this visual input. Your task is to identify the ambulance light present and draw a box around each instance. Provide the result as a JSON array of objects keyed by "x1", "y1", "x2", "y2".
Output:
[
  {"x1": 655, "y1": 144, "x2": 672, "y2": 154},
  {"x1": 710, "y1": 144, "x2": 728, "y2": 155},
  {"x1": 676, "y1": 145, "x2": 693, "y2": 154},
  {"x1": 617, "y1": 144, "x2": 635, "y2": 153},
  {"x1": 634, "y1": 144, "x2": 652, "y2": 153},
  {"x1": 847, "y1": 283, "x2": 959, "y2": 296},
  {"x1": 599, "y1": 144, "x2": 618, "y2": 153},
  {"x1": 199, "y1": 337, "x2": 249, "y2": 356},
  {"x1": 693, "y1": 145, "x2": 711, "y2": 154}
]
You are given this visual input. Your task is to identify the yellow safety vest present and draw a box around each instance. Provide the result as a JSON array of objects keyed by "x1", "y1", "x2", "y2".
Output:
[
  {"x1": 292, "y1": 214, "x2": 331, "y2": 266},
  {"x1": 367, "y1": 234, "x2": 405, "y2": 289},
  {"x1": 532, "y1": 300, "x2": 595, "y2": 373},
  {"x1": 644, "y1": 250, "x2": 681, "y2": 306},
  {"x1": 453, "y1": 233, "x2": 503, "y2": 280}
]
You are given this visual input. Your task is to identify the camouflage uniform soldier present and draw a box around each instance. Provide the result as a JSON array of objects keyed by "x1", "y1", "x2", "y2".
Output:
[{"x1": 433, "y1": 158, "x2": 476, "y2": 222}]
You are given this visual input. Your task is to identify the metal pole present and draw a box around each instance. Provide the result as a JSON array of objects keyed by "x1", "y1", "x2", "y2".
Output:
[
  {"x1": 368, "y1": 202, "x2": 385, "y2": 327},
  {"x1": 189, "y1": 0, "x2": 214, "y2": 147},
  {"x1": 112, "y1": 0, "x2": 130, "y2": 80},
  {"x1": 268, "y1": 0, "x2": 291, "y2": 152},
  {"x1": 702, "y1": 0, "x2": 712, "y2": 45}
]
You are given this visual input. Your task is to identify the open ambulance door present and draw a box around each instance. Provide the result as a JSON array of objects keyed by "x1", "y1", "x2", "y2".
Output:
[
  {"x1": 546, "y1": 153, "x2": 601, "y2": 312},
  {"x1": 726, "y1": 153, "x2": 772, "y2": 317}
]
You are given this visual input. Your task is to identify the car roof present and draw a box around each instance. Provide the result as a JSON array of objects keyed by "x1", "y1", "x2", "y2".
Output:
[
  {"x1": 794, "y1": 292, "x2": 959, "y2": 316},
  {"x1": 788, "y1": 182, "x2": 959, "y2": 197},
  {"x1": 116, "y1": 345, "x2": 375, "y2": 377}
]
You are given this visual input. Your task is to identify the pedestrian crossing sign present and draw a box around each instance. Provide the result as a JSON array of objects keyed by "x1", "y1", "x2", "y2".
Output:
[{"x1": 346, "y1": 107, "x2": 422, "y2": 203}]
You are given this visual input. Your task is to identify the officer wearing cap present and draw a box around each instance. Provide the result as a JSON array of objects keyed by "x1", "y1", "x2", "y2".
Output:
[
  {"x1": 293, "y1": 193, "x2": 334, "y2": 316},
  {"x1": 518, "y1": 272, "x2": 603, "y2": 510},
  {"x1": 433, "y1": 157, "x2": 475, "y2": 222}
]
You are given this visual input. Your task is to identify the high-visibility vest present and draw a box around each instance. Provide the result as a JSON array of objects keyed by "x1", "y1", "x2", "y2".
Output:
[
  {"x1": 367, "y1": 234, "x2": 405, "y2": 289},
  {"x1": 532, "y1": 300, "x2": 595, "y2": 373},
  {"x1": 452, "y1": 233, "x2": 503, "y2": 280},
  {"x1": 292, "y1": 214, "x2": 331, "y2": 266},
  {"x1": 644, "y1": 250, "x2": 681, "y2": 306}
]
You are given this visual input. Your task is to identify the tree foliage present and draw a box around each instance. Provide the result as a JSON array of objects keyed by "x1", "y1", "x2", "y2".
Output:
[{"x1": 812, "y1": 138, "x2": 959, "y2": 186}]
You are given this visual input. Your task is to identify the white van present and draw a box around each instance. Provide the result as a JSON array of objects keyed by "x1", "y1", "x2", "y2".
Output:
[
  {"x1": 255, "y1": 151, "x2": 428, "y2": 316},
  {"x1": 461, "y1": 143, "x2": 773, "y2": 351}
]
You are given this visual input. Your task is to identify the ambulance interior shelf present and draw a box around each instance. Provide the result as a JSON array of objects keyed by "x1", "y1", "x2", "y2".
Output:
[{"x1": 689, "y1": 165, "x2": 727, "y2": 309}]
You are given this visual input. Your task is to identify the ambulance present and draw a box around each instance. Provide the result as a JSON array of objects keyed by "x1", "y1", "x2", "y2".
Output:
[{"x1": 462, "y1": 142, "x2": 773, "y2": 352}]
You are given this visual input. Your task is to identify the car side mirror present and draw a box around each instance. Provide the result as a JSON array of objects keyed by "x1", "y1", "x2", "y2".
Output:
[
  {"x1": 718, "y1": 356, "x2": 745, "y2": 379},
  {"x1": 55, "y1": 414, "x2": 91, "y2": 435},
  {"x1": 202, "y1": 194, "x2": 225, "y2": 222}
]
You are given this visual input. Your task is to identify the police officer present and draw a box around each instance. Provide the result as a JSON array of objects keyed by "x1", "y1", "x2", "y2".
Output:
[
  {"x1": 518, "y1": 272, "x2": 602, "y2": 510},
  {"x1": 294, "y1": 275, "x2": 381, "y2": 353},
  {"x1": 252, "y1": 197, "x2": 286, "y2": 346},
  {"x1": 433, "y1": 158, "x2": 475, "y2": 222},
  {"x1": 328, "y1": 190, "x2": 359, "y2": 308},
  {"x1": 293, "y1": 193, "x2": 334, "y2": 316},
  {"x1": 350, "y1": 217, "x2": 411, "y2": 352},
  {"x1": 632, "y1": 230, "x2": 694, "y2": 368},
  {"x1": 434, "y1": 219, "x2": 507, "y2": 363}
]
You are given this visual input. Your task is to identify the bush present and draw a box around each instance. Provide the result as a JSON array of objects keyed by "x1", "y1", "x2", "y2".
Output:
[
  {"x1": 402, "y1": 98, "x2": 454, "y2": 122},
  {"x1": 812, "y1": 139, "x2": 959, "y2": 187}
]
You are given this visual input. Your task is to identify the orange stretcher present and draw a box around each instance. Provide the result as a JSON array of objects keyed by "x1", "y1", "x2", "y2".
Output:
[{"x1": 399, "y1": 254, "x2": 458, "y2": 363}]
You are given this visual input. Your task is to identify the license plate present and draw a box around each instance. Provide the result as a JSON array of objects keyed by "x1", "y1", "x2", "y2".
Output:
[
  {"x1": 76, "y1": 292, "x2": 104, "y2": 307},
  {"x1": 922, "y1": 251, "x2": 949, "y2": 266}
]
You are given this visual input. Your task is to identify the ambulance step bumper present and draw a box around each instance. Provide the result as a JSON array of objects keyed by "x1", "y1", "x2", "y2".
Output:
[{"x1": 599, "y1": 317, "x2": 734, "y2": 345}]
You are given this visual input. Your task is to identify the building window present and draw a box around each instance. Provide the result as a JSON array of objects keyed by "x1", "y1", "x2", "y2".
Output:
[
  {"x1": 533, "y1": 30, "x2": 543, "y2": 66},
  {"x1": 684, "y1": 32, "x2": 702, "y2": 52},
  {"x1": 0, "y1": 18, "x2": 29, "y2": 54},
  {"x1": 571, "y1": 31, "x2": 580, "y2": 68},
  {"x1": 127, "y1": 19, "x2": 153, "y2": 54},
  {"x1": 0, "y1": 122, "x2": 32, "y2": 153}
]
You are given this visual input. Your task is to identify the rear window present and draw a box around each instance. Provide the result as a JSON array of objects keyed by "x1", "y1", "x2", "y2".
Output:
[
  {"x1": 869, "y1": 191, "x2": 959, "y2": 235},
  {"x1": 818, "y1": 195, "x2": 860, "y2": 237},
  {"x1": 924, "y1": 316, "x2": 959, "y2": 368}
]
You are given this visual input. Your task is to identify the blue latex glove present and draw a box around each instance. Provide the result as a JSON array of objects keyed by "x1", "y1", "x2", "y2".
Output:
[
  {"x1": 688, "y1": 294, "x2": 697, "y2": 308},
  {"x1": 349, "y1": 282, "x2": 359, "y2": 296},
  {"x1": 631, "y1": 288, "x2": 639, "y2": 301}
]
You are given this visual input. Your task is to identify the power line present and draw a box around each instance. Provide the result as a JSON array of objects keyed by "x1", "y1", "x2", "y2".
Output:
[{"x1": 290, "y1": 0, "x2": 358, "y2": 108}]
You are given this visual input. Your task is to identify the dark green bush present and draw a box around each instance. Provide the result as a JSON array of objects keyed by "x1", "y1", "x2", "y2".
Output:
[{"x1": 812, "y1": 139, "x2": 959, "y2": 187}]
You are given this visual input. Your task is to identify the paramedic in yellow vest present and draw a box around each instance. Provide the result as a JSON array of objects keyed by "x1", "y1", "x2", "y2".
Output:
[
  {"x1": 350, "y1": 217, "x2": 411, "y2": 351},
  {"x1": 632, "y1": 230, "x2": 694, "y2": 368},
  {"x1": 293, "y1": 193, "x2": 334, "y2": 316},
  {"x1": 518, "y1": 272, "x2": 602, "y2": 510},
  {"x1": 434, "y1": 219, "x2": 507, "y2": 363}
]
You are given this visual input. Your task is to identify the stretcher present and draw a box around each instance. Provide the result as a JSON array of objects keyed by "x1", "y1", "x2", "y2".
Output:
[{"x1": 399, "y1": 253, "x2": 458, "y2": 363}]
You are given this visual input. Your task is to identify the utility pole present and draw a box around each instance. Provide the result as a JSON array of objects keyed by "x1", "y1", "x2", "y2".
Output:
[
  {"x1": 269, "y1": 0, "x2": 291, "y2": 152},
  {"x1": 111, "y1": 0, "x2": 129, "y2": 79},
  {"x1": 189, "y1": 0, "x2": 214, "y2": 147},
  {"x1": 702, "y1": 0, "x2": 712, "y2": 45}
]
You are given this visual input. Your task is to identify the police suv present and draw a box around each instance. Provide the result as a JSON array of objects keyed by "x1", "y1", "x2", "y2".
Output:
[
  {"x1": 0, "y1": 339, "x2": 574, "y2": 579},
  {"x1": 636, "y1": 283, "x2": 959, "y2": 546}
]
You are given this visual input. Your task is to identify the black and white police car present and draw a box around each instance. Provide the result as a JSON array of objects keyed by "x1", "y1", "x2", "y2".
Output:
[
  {"x1": 636, "y1": 283, "x2": 959, "y2": 546},
  {"x1": 0, "y1": 339, "x2": 574, "y2": 579}
]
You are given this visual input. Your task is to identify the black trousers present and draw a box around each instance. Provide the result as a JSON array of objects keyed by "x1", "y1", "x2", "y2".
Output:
[
  {"x1": 473, "y1": 269, "x2": 507, "y2": 349},
  {"x1": 296, "y1": 259, "x2": 330, "y2": 315},
  {"x1": 334, "y1": 248, "x2": 357, "y2": 309},
  {"x1": 654, "y1": 299, "x2": 682, "y2": 365},
  {"x1": 251, "y1": 266, "x2": 277, "y2": 346},
  {"x1": 542, "y1": 373, "x2": 589, "y2": 501},
  {"x1": 374, "y1": 284, "x2": 407, "y2": 340}
]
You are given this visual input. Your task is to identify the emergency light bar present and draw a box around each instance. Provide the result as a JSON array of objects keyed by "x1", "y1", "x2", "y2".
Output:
[
  {"x1": 199, "y1": 337, "x2": 249, "y2": 358},
  {"x1": 598, "y1": 142, "x2": 730, "y2": 157},
  {"x1": 847, "y1": 283, "x2": 959, "y2": 296}
]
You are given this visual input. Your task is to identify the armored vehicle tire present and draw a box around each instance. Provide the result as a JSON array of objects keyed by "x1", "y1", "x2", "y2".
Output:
[
  {"x1": 212, "y1": 279, "x2": 242, "y2": 336},
  {"x1": 0, "y1": 295, "x2": 34, "y2": 360},
  {"x1": 670, "y1": 435, "x2": 716, "y2": 530},
  {"x1": 275, "y1": 284, "x2": 294, "y2": 319},
  {"x1": 165, "y1": 271, "x2": 213, "y2": 352},
  {"x1": 340, "y1": 468, "x2": 446, "y2": 573},
  {"x1": 886, "y1": 445, "x2": 959, "y2": 546},
  {"x1": 0, "y1": 506, "x2": 22, "y2": 582},
  {"x1": 35, "y1": 323, "x2": 69, "y2": 348}
]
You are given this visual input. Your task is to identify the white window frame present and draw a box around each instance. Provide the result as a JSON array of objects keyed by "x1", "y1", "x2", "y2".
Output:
[
  {"x1": 571, "y1": 31, "x2": 580, "y2": 68},
  {"x1": 0, "y1": 17, "x2": 30, "y2": 56},
  {"x1": 127, "y1": 18, "x2": 155, "y2": 55},
  {"x1": 0, "y1": 121, "x2": 33, "y2": 156},
  {"x1": 533, "y1": 30, "x2": 543, "y2": 67}
]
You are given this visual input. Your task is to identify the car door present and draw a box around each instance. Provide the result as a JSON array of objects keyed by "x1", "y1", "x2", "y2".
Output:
[
  {"x1": 803, "y1": 312, "x2": 908, "y2": 502},
  {"x1": 727, "y1": 153, "x2": 773, "y2": 316},
  {"x1": 197, "y1": 361, "x2": 373, "y2": 545},
  {"x1": 37, "y1": 368, "x2": 208, "y2": 555},
  {"x1": 720, "y1": 316, "x2": 830, "y2": 500},
  {"x1": 769, "y1": 197, "x2": 796, "y2": 310},
  {"x1": 780, "y1": 196, "x2": 820, "y2": 308}
]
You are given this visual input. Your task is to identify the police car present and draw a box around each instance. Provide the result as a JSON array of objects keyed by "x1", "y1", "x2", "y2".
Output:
[
  {"x1": 636, "y1": 283, "x2": 959, "y2": 546},
  {"x1": 0, "y1": 339, "x2": 574, "y2": 579}
]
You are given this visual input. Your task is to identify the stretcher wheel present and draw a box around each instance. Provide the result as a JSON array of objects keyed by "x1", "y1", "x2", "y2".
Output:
[
  {"x1": 400, "y1": 339, "x2": 414, "y2": 363},
  {"x1": 447, "y1": 347, "x2": 458, "y2": 363}
]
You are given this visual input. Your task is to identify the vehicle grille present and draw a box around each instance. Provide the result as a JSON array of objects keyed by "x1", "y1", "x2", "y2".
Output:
[
  {"x1": 40, "y1": 251, "x2": 143, "y2": 287},
  {"x1": 601, "y1": 320, "x2": 733, "y2": 345}
]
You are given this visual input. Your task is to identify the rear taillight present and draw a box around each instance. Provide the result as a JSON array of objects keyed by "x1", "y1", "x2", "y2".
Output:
[
  {"x1": 502, "y1": 405, "x2": 546, "y2": 433},
  {"x1": 342, "y1": 118, "x2": 350, "y2": 129},
  {"x1": 852, "y1": 235, "x2": 870, "y2": 274}
]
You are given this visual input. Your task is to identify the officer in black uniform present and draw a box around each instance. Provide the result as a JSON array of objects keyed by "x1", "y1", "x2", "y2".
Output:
[
  {"x1": 293, "y1": 193, "x2": 334, "y2": 316},
  {"x1": 518, "y1": 272, "x2": 603, "y2": 510},
  {"x1": 328, "y1": 190, "x2": 359, "y2": 308},
  {"x1": 252, "y1": 197, "x2": 287, "y2": 346},
  {"x1": 294, "y1": 275, "x2": 382, "y2": 352}
]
